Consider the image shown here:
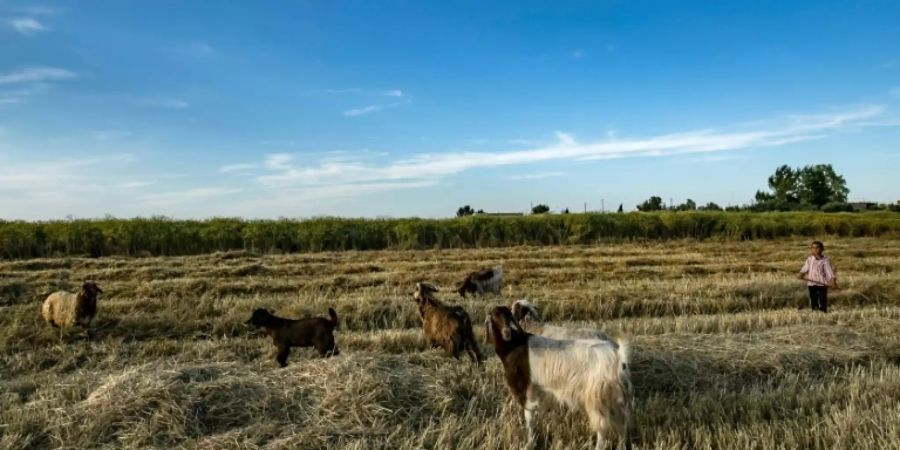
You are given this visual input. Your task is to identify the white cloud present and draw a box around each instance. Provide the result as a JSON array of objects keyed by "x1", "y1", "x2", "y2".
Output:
[
  {"x1": 223, "y1": 105, "x2": 886, "y2": 195},
  {"x1": 507, "y1": 171, "x2": 565, "y2": 180},
  {"x1": 169, "y1": 42, "x2": 215, "y2": 59},
  {"x1": 8, "y1": 17, "x2": 47, "y2": 35},
  {"x1": 140, "y1": 187, "x2": 244, "y2": 206},
  {"x1": 344, "y1": 104, "x2": 386, "y2": 116},
  {"x1": 890, "y1": 87, "x2": 900, "y2": 98},
  {"x1": 20, "y1": 6, "x2": 61, "y2": 16},
  {"x1": 385, "y1": 89, "x2": 403, "y2": 97},
  {"x1": 691, "y1": 154, "x2": 749, "y2": 163},
  {"x1": 0, "y1": 154, "x2": 137, "y2": 193},
  {"x1": 0, "y1": 67, "x2": 76, "y2": 84},
  {"x1": 344, "y1": 100, "x2": 409, "y2": 117},
  {"x1": 140, "y1": 98, "x2": 189, "y2": 109},
  {"x1": 309, "y1": 88, "x2": 363, "y2": 95},
  {"x1": 569, "y1": 49, "x2": 585, "y2": 59},
  {"x1": 219, "y1": 163, "x2": 257, "y2": 173}
]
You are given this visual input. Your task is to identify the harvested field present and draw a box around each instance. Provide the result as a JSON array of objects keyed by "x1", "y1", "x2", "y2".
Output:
[{"x1": 2, "y1": 238, "x2": 900, "y2": 449}]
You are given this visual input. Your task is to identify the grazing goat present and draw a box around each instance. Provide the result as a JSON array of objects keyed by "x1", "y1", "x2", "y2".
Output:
[
  {"x1": 511, "y1": 299, "x2": 612, "y2": 342},
  {"x1": 413, "y1": 282, "x2": 484, "y2": 364},
  {"x1": 486, "y1": 306, "x2": 632, "y2": 450},
  {"x1": 42, "y1": 282, "x2": 103, "y2": 333},
  {"x1": 457, "y1": 266, "x2": 503, "y2": 298},
  {"x1": 245, "y1": 307, "x2": 340, "y2": 367}
]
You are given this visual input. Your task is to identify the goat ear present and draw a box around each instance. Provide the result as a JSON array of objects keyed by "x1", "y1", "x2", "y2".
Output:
[
  {"x1": 501, "y1": 324, "x2": 513, "y2": 341},
  {"x1": 527, "y1": 305, "x2": 539, "y2": 321},
  {"x1": 509, "y1": 314, "x2": 525, "y2": 333}
]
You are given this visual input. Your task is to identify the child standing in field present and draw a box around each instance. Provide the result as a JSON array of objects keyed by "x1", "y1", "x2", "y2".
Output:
[{"x1": 798, "y1": 240, "x2": 837, "y2": 312}]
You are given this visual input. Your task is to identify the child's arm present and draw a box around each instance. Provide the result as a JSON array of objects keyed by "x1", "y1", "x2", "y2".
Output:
[
  {"x1": 824, "y1": 259, "x2": 837, "y2": 288},
  {"x1": 797, "y1": 256, "x2": 811, "y2": 279}
]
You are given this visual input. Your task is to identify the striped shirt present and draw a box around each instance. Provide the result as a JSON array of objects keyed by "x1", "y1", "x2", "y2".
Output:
[{"x1": 800, "y1": 255, "x2": 836, "y2": 287}]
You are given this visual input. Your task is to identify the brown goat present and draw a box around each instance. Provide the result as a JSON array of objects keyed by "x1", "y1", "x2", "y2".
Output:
[
  {"x1": 42, "y1": 281, "x2": 103, "y2": 334},
  {"x1": 245, "y1": 307, "x2": 340, "y2": 367},
  {"x1": 413, "y1": 282, "x2": 484, "y2": 364}
]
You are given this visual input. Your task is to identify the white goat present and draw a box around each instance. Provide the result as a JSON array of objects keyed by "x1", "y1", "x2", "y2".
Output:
[
  {"x1": 487, "y1": 306, "x2": 632, "y2": 450},
  {"x1": 457, "y1": 266, "x2": 503, "y2": 298},
  {"x1": 511, "y1": 299, "x2": 612, "y2": 342}
]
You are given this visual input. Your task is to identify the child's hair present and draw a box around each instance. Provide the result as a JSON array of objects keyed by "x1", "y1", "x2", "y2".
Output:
[{"x1": 811, "y1": 240, "x2": 824, "y2": 251}]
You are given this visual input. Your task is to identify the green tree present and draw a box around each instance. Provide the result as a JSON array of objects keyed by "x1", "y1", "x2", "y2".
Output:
[
  {"x1": 798, "y1": 164, "x2": 849, "y2": 209},
  {"x1": 531, "y1": 204, "x2": 550, "y2": 214},
  {"x1": 617, "y1": 203, "x2": 623, "y2": 213},
  {"x1": 456, "y1": 205, "x2": 475, "y2": 217},
  {"x1": 675, "y1": 199, "x2": 697, "y2": 211},
  {"x1": 637, "y1": 196, "x2": 664, "y2": 212},
  {"x1": 700, "y1": 202, "x2": 722, "y2": 211},
  {"x1": 768, "y1": 165, "x2": 800, "y2": 203}
]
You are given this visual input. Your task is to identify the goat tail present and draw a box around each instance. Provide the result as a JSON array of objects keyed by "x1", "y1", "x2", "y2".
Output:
[{"x1": 327, "y1": 307, "x2": 340, "y2": 329}]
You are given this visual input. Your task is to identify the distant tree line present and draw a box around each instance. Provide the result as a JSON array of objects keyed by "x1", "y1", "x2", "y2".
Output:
[
  {"x1": 1, "y1": 212, "x2": 898, "y2": 259},
  {"x1": 635, "y1": 164, "x2": 898, "y2": 213}
]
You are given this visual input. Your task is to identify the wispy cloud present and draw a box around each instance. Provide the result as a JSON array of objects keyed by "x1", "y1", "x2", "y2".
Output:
[
  {"x1": 140, "y1": 187, "x2": 244, "y2": 206},
  {"x1": 0, "y1": 154, "x2": 137, "y2": 193},
  {"x1": 169, "y1": 41, "x2": 215, "y2": 59},
  {"x1": 507, "y1": 171, "x2": 565, "y2": 180},
  {"x1": 344, "y1": 104, "x2": 389, "y2": 116},
  {"x1": 308, "y1": 87, "x2": 409, "y2": 116},
  {"x1": 309, "y1": 88, "x2": 363, "y2": 95},
  {"x1": 0, "y1": 82, "x2": 53, "y2": 106},
  {"x1": 19, "y1": 6, "x2": 61, "y2": 16},
  {"x1": 0, "y1": 67, "x2": 76, "y2": 84},
  {"x1": 219, "y1": 163, "x2": 257, "y2": 173},
  {"x1": 890, "y1": 87, "x2": 900, "y2": 98},
  {"x1": 691, "y1": 154, "x2": 749, "y2": 163},
  {"x1": 569, "y1": 49, "x2": 585, "y2": 59},
  {"x1": 220, "y1": 105, "x2": 888, "y2": 200},
  {"x1": 139, "y1": 98, "x2": 189, "y2": 109},
  {"x1": 8, "y1": 17, "x2": 47, "y2": 35}
]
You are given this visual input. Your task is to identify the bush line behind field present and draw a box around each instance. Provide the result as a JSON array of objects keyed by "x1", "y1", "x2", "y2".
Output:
[{"x1": 1, "y1": 211, "x2": 898, "y2": 258}]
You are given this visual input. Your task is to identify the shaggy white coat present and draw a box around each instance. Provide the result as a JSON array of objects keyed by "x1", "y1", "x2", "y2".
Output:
[
  {"x1": 524, "y1": 334, "x2": 631, "y2": 450},
  {"x1": 513, "y1": 299, "x2": 613, "y2": 342}
]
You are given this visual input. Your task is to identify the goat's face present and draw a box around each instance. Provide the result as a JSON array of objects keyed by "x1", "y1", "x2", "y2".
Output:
[
  {"x1": 488, "y1": 306, "x2": 523, "y2": 343},
  {"x1": 413, "y1": 282, "x2": 438, "y2": 302},
  {"x1": 457, "y1": 279, "x2": 475, "y2": 298},
  {"x1": 245, "y1": 308, "x2": 277, "y2": 328},
  {"x1": 81, "y1": 281, "x2": 103, "y2": 298},
  {"x1": 511, "y1": 300, "x2": 539, "y2": 323}
]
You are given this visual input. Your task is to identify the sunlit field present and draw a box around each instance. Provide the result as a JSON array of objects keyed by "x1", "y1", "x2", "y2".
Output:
[{"x1": 2, "y1": 238, "x2": 899, "y2": 449}]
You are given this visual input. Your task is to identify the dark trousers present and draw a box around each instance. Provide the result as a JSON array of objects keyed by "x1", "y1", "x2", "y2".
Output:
[{"x1": 808, "y1": 286, "x2": 828, "y2": 312}]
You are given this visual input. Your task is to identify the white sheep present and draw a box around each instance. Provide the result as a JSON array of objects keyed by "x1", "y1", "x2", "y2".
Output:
[
  {"x1": 486, "y1": 305, "x2": 632, "y2": 450},
  {"x1": 511, "y1": 299, "x2": 612, "y2": 342},
  {"x1": 42, "y1": 282, "x2": 103, "y2": 331}
]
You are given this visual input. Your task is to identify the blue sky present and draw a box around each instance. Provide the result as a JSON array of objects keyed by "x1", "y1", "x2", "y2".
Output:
[{"x1": 1, "y1": 1, "x2": 899, "y2": 219}]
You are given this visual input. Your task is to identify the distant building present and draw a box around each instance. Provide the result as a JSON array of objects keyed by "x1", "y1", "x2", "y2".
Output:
[
  {"x1": 849, "y1": 202, "x2": 880, "y2": 212},
  {"x1": 476, "y1": 212, "x2": 524, "y2": 217}
]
